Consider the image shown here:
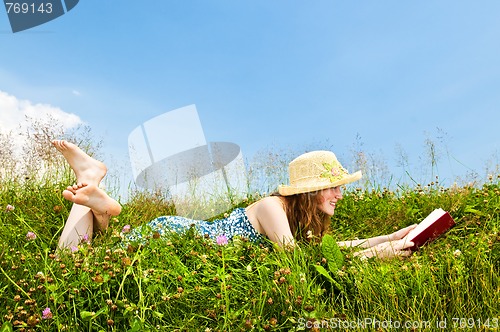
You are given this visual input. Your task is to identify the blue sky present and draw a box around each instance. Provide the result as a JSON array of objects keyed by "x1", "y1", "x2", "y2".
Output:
[{"x1": 1, "y1": 1, "x2": 500, "y2": 192}]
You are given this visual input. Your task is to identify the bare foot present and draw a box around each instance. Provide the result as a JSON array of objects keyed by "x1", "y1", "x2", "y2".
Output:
[
  {"x1": 53, "y1": 140, "x2": 107, "y2": 186},
  {"x1": 63, "y1": 183, "x2": 122, "y2": 216}
]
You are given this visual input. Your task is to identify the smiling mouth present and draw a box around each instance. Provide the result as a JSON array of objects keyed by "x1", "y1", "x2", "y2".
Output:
[{"x1": 329, "y1": 201, "x2": 336, "y2": 207}]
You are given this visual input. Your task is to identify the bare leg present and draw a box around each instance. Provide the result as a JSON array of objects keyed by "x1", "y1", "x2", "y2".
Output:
[
  {"x1": 57, "y1": 203, "x2": 93, "y2": 250},
  {"x1": 53, "y1": 140, "x2": 121, "y2": 250}
]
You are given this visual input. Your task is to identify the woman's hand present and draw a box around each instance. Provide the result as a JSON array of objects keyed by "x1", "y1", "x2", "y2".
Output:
[
  {"x1": 369, "y1": 238, "x2": 415, "y2": 259},
  {"x1": 339, "y1": 224, "x2": 418, "y2": 250},
  {"x1": 388, "y1": 224, "x2": 417, "y2": 242}
]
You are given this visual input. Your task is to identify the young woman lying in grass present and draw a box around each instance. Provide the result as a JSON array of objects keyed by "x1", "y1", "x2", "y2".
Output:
[{"x1": 53, "y1": 140, "x2": 416, "y2": 259}]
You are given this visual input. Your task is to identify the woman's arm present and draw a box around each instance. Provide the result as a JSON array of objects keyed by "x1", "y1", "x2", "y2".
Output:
[
  {"x1": 353, "y1": 238, "x2": 415, "y2": 259},
  {"x1": 252, "y1": 197, "x2": 295, "y2": 247},
  {"x1": 337, "y1": 224, "x2": 417, "y2": 249},
  {"x1": 337, "y1": 235, "x2": 390, "y2": 249}
]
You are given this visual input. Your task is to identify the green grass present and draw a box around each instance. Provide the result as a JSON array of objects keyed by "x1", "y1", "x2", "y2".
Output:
[{"x1": 1, "y1": 173, "x2": 499, "y2": 331}]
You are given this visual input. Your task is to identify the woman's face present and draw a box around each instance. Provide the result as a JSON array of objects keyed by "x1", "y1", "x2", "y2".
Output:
[{"x1": 317, "y1": 186, "x2": 343, "y2": 216}]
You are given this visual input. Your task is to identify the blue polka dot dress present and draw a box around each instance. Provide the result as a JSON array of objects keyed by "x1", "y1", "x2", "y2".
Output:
[{"x1": 123, "y1": 208, "x2": 265, "y2": 245}]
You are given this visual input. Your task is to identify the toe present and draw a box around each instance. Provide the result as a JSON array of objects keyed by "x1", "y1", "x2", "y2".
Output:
[{"x1": 62, "y1": 190, "x2": 75, "y2": 202}]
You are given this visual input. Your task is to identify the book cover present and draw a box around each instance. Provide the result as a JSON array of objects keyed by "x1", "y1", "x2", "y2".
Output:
[{"x1": 407, "y1": 208, "x2": 456, "y2": 249}]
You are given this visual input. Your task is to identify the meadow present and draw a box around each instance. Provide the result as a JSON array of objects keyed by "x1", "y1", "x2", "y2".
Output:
[{"x1": 0, "y1": 125, "x2": 498, "y2": 331}]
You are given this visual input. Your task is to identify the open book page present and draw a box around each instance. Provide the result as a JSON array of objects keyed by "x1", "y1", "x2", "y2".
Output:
[
  {"x1": 407, "y1": 208, "x2": 446, "y2": 240},
  {"x1": 406, "y1": 208, "x2": 455, "y2": 249}
]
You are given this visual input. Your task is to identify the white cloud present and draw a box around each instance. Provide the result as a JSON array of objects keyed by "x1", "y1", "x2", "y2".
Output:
[{"x1": 0, "y1": 90, "x2": 83, "y2": 152}]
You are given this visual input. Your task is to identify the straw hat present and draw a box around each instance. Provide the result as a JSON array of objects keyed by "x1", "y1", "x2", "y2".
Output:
[{"x1": 278, "y1": 151, "x2": 362, "y2": 196}]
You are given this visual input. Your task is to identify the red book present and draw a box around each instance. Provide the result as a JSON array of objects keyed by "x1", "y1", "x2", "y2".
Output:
[{"x1": 407, "y1": 208, "x2": 456, "y2": 250}]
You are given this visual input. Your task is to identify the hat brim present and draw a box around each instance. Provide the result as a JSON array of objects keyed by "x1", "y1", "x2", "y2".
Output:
[{"x1": 278, "y1": 171, "x2": 362, "y2": 196}]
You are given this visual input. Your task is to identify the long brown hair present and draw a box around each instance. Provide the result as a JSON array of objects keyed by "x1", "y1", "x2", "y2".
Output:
[{"x1": 274, "y1": 191, "x2": 331, "y2": 242}]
